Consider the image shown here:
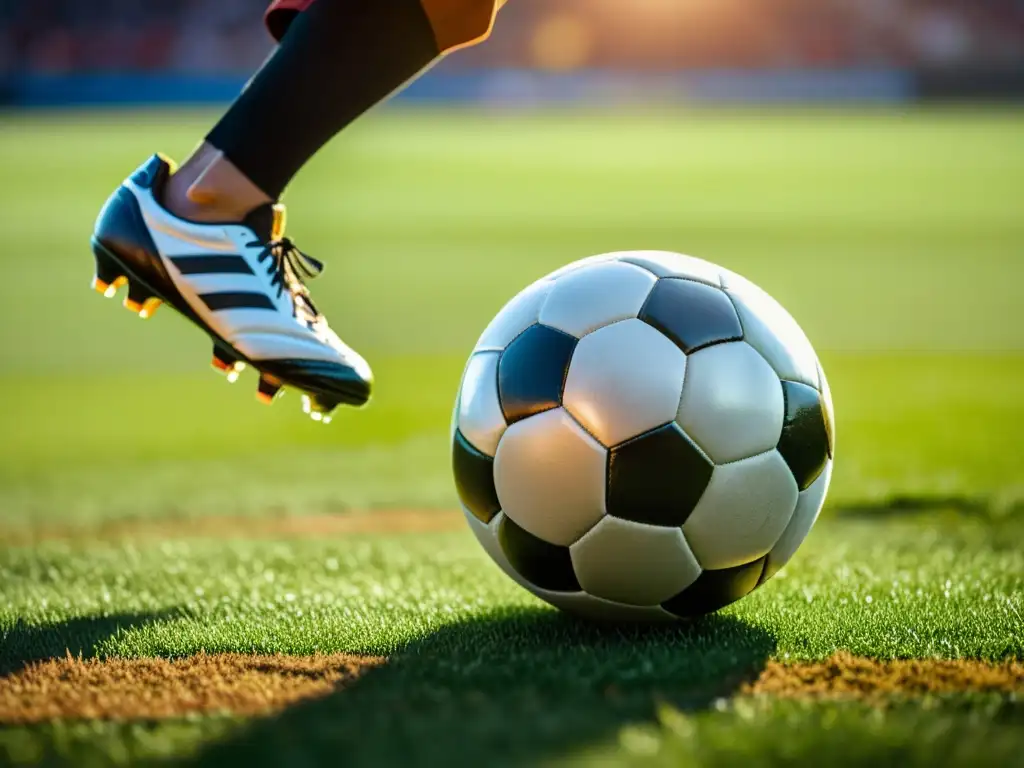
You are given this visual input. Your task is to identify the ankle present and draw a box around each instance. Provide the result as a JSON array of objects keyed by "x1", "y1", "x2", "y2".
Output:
[{"x1": 163, "y1": 144, "x2": 273, "y2": 224}]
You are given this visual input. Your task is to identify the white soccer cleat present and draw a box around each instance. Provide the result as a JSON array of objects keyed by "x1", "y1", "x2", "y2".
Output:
[{"x1": 90, "y1": 155, "x2": 373, "y2": 420}]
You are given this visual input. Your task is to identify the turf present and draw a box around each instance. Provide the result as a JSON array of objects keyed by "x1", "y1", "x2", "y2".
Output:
[{"x1": 0, "y1": 107, "x2": 1022, "y2": 765}]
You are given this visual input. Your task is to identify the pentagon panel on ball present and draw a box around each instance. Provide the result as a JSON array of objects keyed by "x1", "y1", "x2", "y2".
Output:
[
  {"x1": 606, "y1": 423, "x2": 714, "y2": 527},
  {"x1": 454, "y1": 252, "x2": 833, "y2": 622},
  {"x1": 497, "y1": 324, "x2": 576, "y2": 425},
  {"x1": 639, "y1": 278, "x2": 743, "y2": 354}
]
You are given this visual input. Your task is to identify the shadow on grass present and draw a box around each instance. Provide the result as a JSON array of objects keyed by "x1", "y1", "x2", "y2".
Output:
[
  {"x1": 188, "y1": 607, "x2": 776, "y2": 768},
  {"x1": 833, "y1": 493, "x2": 1024, "y2": 519},
  {"x1": 0, "y1": 611, "x2": 175, "y2": 675}
]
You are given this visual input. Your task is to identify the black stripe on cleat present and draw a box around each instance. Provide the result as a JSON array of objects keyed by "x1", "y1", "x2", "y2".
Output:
[
  {"x1": 170, "y1": 255, "x2": 256, "y2": 275},
  {"x1": 200, "y1": 292, "x2": 277, "y2": 311}
]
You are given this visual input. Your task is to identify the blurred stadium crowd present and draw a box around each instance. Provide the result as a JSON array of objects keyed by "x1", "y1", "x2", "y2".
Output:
[{"x1": 2, "y1": 0, "x2": 1023, "y2": 74}]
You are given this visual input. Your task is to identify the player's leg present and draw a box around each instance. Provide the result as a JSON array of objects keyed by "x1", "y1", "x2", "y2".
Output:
[{"x1": 90, "y1": 0, "x2": 505, "y2": 422}]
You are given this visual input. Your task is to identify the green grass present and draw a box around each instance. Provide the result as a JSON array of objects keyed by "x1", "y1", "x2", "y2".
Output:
[
  {"x1": 1, "y1": 516, "x2": 1022, "y2": 765},
  {"x1": 0, "y1": 107, "x2": 1023, "y2": 766}
]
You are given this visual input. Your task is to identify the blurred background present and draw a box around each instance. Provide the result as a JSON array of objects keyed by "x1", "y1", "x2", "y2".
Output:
[
  {"x1": 0, "y1": 0, "x2": 1021, "y2": 528},
  {"x1": 3, "y1": 0, "x2": 1024, "y2": 104}
]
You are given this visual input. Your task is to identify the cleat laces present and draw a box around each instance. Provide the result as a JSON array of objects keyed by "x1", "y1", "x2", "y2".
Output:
[{"x1": 250, "y1": 236, "x2": 325, "y2": 320}]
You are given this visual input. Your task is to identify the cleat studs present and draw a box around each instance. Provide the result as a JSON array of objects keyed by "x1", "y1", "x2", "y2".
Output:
[
  {"x1": 138, "y1": 297, "x2": 162, "y2": 319},
  {"x1": 302, "y1": 394, "x2": 339, "y2": 424},
  {"x1": 211, "y1": 347, "x2": 245, "y2": 383},
  {"x1": 97, "y1": 275, "x2": 127, "y2": 298},
  {"x1": 124, "y1": 283, "x2": 156, "y2": 315},
  {"x1": 256, "y1": 374, "x2": 283, "y2": 405}
]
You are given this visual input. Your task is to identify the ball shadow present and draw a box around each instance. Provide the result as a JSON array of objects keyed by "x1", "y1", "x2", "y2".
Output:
[{"x1": 189, "y1": 607, "x2": 777, "y2": 767}]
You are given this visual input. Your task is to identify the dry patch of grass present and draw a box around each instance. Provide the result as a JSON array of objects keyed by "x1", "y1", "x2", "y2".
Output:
[
  {"x1": 0, "y1": 653, "x2": 384, "y2": 724},
  {"x1": 2, "y1": 508, "x2": 463, "y2": 546},
  {"x1": 4, "y1": 651, "x2": 1022, "y2": 725},
  {"x1": 746, "y1": 652, "x2": 1024, "y2": 699}
]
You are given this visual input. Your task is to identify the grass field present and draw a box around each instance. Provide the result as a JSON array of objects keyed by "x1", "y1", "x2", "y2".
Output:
[{"x1": 0, "y1": 107, "x2": 1022, "y2": 766}]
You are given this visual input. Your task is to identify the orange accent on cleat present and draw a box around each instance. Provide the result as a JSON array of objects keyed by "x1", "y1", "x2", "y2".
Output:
[
  {"x1": 92, "y1": 277, "x2": 110, "y2": 294},
  {"x1": 256, "y1": 373, "x2": 283, "y2": 404},
  {"x1": 138, "y1": 297, "x2": 162, "y2": 319},
  {"x1": 212, "y1": 357, "x2": 233, "y2": 373},
  {"x1": 124, "y1": 298, "x2": 143, "y2": 313},
  {"x1": 99, "y1": 276, "x2": 127, "y2": 299}
]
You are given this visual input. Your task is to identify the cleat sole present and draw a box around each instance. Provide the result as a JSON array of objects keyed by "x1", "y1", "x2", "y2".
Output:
[{"x1": 90, "y1": 237, "x2": 367, "y2": 421}]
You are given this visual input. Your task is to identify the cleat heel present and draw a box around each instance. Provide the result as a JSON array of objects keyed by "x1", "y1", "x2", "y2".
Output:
[
  {"x1": 91, "y1": 241, "x2": 126, "y2": 296},
  {"x1": 212, "y1": 346, "x2": 245, "y2": 383},
  {"x1": 257, "y1": 374, "x2": 283, "y2": 405}
]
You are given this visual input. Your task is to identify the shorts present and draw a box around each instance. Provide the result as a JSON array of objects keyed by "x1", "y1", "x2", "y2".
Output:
[{"x1": 265, "y1": 0, "x2": 506, "y2": 52}]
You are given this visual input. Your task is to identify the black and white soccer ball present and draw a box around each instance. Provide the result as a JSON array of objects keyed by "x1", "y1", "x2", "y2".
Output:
[{"x1": 452, "y1": 251, "x2": 835, "y2": 621}]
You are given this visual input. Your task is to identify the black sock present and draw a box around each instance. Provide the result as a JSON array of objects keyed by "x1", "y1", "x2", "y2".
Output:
[{"x1": 206, "y1": 0, "x2": 439, "y2": 200}]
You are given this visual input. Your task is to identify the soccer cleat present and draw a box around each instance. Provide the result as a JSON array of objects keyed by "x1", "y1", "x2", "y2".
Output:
[{"x1": 90, "y1": 155, "x2": 373, "y2": 420}]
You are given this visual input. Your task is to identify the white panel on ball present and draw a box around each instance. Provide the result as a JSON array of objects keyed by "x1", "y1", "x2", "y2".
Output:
[
  {"x1": 676, "y1": 341, "x2": 784, "y2": 464},
  {"x1": 493, "y1": 408, "x2": 608, "y2": 547},
  {"x1": 538, "y1": 261, "x2": 657, "y2": 339},
  {"x1": 616, "y1": 250, "x2": 723, "y2": 286},
  {"x1": 682, "y1": 450, "x2": 799, "y2": 570},
  {"x1": 563, "y1": 319, "x2": 686, "y2": 448},
  {"x1": 762, "y1": 460, "x2": 832, "y2": 582},
  {"x1": 456, "y1": 351, "x2": 506, "y2": 457},
  {"x1": 721, "y1": 272, "x2": 819, "y2": 388},
  {"x1": 474, "y1": 279, "x2": 554, "y2": 351},
  {"x1": 570, "y1": 516, "x2": 701, "y2": 606}
]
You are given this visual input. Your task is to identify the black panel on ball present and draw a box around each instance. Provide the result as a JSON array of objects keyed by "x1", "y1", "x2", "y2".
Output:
[
  {"x1": 639, "y1": 278, "x2": 743, "y2": 354},
  {"x1": 452, "y1": 429, "x2": 500, "y2": 523},
  {"x1": 778, "y1": 381, "x2": 830, "y2": 491},
  {"x1": 498, "y1": 324, "x2": 578, "y2": 425},
  {"x1": 661, "y1": 555, "x2": 767, "y2": 617},
  {"x1": 498, "y1": 514, "x2": 581, "y2": 592},
  {"x1": 607, "y1": 423, "x2": 714, "y2": 527}
]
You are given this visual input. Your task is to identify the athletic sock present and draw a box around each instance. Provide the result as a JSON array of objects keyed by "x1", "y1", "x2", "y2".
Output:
[{"x1": 205, "y1": 0, "x2": 440, "y2": 200}]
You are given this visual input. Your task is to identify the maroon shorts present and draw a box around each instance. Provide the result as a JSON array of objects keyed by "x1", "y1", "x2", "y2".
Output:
[
  {"x1": 265, "y1": 0, "x2": 315, "y2": 41},
  {"x1": 265, "y1": 0, "x2": 504, "y2": 50}
]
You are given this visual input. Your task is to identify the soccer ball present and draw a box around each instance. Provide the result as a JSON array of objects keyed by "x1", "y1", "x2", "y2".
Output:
[{"x1": 452, "y1": 251, "x2": 834, "y2": 621}]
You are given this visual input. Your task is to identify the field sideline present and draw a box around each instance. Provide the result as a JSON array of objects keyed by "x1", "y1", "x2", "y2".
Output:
[{"x1": 0, "y1": 107, "x2": 1022, "y2": 766}]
